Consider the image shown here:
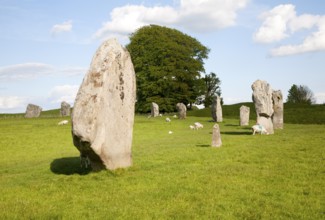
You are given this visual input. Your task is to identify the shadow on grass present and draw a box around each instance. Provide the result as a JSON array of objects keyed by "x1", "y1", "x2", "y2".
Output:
[
  {"x1": 50, "y1": 157, "x2": 90, "y2": 175},
  {"x1": 221, "y1": 131, "x2": 252, "y2": 135},
  {"x1": 196, "y1": 144, "x2": 211, "y2": 147}
]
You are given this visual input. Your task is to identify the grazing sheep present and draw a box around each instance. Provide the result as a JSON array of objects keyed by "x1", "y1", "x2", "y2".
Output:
[
  {"x1": 166, "y1": 117, "x2": 171, "y2": 122},
  {"x1": 58, "y1": 120, "x2": 68, "y2": 125},
  {"x1": 173, "y1": 115, "x2": 177, "y2": 118},
  {"x1": 252, "y1": 124, "x2": 269, "y2": 135},
  {"x1": 168, "y1": 131, "x2": 173, "y2": 134},
  {"x1": 159, "y1": 114, "x2": 163, "y2": 117},
  {"x1": 194, "y1": 122, "x2": 203, "y2": 129},
  {"x1": 189, "y1": 125, "x2": 195, "y2": 130}
]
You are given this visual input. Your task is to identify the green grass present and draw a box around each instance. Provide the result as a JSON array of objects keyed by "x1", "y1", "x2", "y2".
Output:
[
  {"x1": 188, "y1": 102, "x2": 325, "y2": 124},
  {"x1": 0, "y1": 115, "x2": 324, "y2": 219}
]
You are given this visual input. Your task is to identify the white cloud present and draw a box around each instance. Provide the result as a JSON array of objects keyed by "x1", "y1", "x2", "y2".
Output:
[
  {"x1": 51, "y1": 20, "x2": 73, "y2": 35},
  {"x1": 48, "y1": 85, "x2": 79, "y2": 104},
  {"x1": 254, "y1": 4, "x2": 325, "y2": 56},
  {"x1": 0, "y1": 63, "x2": 86, "y2": 82},
  {"x1": 0, "y1": 63, "x2": 54, "y2": 81},
  {"x1": 254, "y1": 4, "x2": 296, "y2": 43},
  {"x1": 315, "y1": 92, "x2": 325, "y2": 104},
  {"x1": 0, "y1": 96, "x2": 26, "y2": 109},
  {"x1": 93, "y1": 0, "x2": 249, "y2": 40}
]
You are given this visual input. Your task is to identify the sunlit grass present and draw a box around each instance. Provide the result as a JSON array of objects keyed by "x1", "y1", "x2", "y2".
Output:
[{"x1": 0, "y1": 115, "x2": 324, "y2": 219}]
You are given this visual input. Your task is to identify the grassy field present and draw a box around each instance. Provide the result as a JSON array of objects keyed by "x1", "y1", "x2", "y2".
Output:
[{"x1": 0, "y1": 112, "x2": 324, "y2": 219}]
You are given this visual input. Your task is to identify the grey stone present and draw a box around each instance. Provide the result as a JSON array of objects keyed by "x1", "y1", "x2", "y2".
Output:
[
  {"x1": 239, "y1": 105, "x2": 250, "y2": 126},
  {"x1": 211, "y1": 124, "x2": 222, "y2": 147},
  {"x1": 71, "y1": 38, "x2": 136, "y2": 171},
  {"x1": 272, "y1": 90, "x2": 284, "y2": 129},
  {"x1": 60, "y1": 101, "x2": 71, "y2": 117},
  {"x1": 211, "y1": 95, "x2": 223, "y2": 122},
  {"x1": 25, "y1": 104, "x2": 42, "y2": 118},
  {"x1": 176, "y1": 103, "x2": 187, "y2": 119},
  {"x1": 252, "y1": 80, "x2": 274, "y2": 134},
  {"x1": 151, "y1": 102, "x2": 159, "y2": 117}
]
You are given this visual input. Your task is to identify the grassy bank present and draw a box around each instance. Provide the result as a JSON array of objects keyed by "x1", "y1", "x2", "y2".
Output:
[
  {"x1": 0, "y1": 115, "x2": 324, "y2": 219},
  {"x1": 188, "y1": 103, "x2": 325, "y2": 124}
]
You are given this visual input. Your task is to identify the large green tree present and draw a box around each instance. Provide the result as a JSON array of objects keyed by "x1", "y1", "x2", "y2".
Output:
[
  {"x1": 287, "y1": 84, "x2": 316, "y2": 104},
  {"x1": 126, "y1": 24, "x2": 209, "y2": 113},
  {"x1": 203, "y1": 72, "x2": 222, "y2": 108}
]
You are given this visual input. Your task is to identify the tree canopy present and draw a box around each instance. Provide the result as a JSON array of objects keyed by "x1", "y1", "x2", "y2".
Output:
[
  {"x1": 126, "y1": 24, "x2": 210, "y2": 113},
  {"x1": 287, "y1": 84, "x2": 316, "y2": 104}
]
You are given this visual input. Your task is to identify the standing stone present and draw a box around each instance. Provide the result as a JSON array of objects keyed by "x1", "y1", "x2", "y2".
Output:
[
  {"x1": 25, "y1": 104, "x2": 42, "y2": 118},
  {"x1": 211, "y1": 95, "x2": 223, "y2": 122},
  {"x1": 211, "y1": 124, "x2": 222, "y2": 147},
  {"x1": 151, "y1": 102, "x2": 159, "y2": 117},
  {"x1": 71, "y1": 38, "x2": 136, "y2": 171},
  {"x1": 252, "y1": 80, "x2": 274, "y2": 134},
  {"x1": 176, "y1": 103, "x2": 187, "y2": 119},
  {"x1": 60, "y1": 101, "x2": 71, "y2": 117},
  {"x1": 239, "y1": 105, "x2": 250, "y2": 126},
  {"x1": 272, "y1": 90, "x2": 284, "y2": 129}
]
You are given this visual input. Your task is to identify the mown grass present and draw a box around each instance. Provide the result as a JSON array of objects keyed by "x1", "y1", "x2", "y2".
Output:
[{"x1": 0, "y1": 114, "x2": 324, "y2": 219}]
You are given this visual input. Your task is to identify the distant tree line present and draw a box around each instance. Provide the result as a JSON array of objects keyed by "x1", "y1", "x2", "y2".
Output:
[{"x1": 126, "y1": 25, "x2": 221, "y2": 113}]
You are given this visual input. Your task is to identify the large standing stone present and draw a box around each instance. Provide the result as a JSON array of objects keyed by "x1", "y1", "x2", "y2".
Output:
[
  {"x1": 151, "y1": 102, "x2": 159, "y2": 117},
  {"x1": 60, "y1": 101, "x2": 71, "y2": 117},
  {"x1": 272, "y1": 90, "x2": 284, "y2": 129},
  {"x1": 176, "y1": 103, "x2": 186, "y2": 119},
  {"x1": 211, "y1": 95, "x2": 223, "y2": 122},
  {"x1": 71, "y1": 38, "x2": 136, "y2": 171},
  {"x1": 25, "y1": 104, "x2": 42, "y2": 118},
  {"x1": 211, "y1": 124, "x2": 222, "y2": 147},
  {"x1": 239, "y1": 105, "x2": 250, "y2": 126},
  {"x1": 252, "y1": 80, "x2": 274, "y2": 134}
]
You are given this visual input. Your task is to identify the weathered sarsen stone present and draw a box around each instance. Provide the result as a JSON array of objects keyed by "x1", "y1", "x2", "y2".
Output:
[
  {"x1": 239, "y1": 105, "x2": 250, "y2": 126},
  {"x1": 72, "y1": 38, "x2": 136, "y2": 171},
  {"x1": 211, "y1": 124, "x2": 222, "y2": 147},
  {"x1": 25, "y1": 104, "x2": 42, "y2": 118},
  {"x1": 151, "y1": 102, "x2": 159, "y2": 117},
  {"x1": 60, "y1": 101, "x2": 71, "y2": 117},
  {"x1": 252, "y1": 80, "x2": 274, "y2": 134},
  {"x1": 176, "y1": 103, "x2": 186, "y2": 119},
  {"x1": 272, "y1": 90, "x2": 283, "y2": 129},
  {"x1": 211, "y1": 95, "x2": 223, "y2": 122}
]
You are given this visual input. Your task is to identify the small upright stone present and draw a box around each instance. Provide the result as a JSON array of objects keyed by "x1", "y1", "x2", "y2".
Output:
[
  {"x1": 151, "y1": 102, "x2": 159, "y2": 117},
  {"x1": 72, "y1": 38, "x2": 136, "y2": 171},
  {"x1": 25, "y1": 104, "x2": 42, "y2": 118},
  {"x1": 252, "y1": 80, "x2": 274, "y2": 134},
  {"x1": 272, "y1": 90, "x2": 284, "y2": 129},
  {"x1": 239, "y1": 105, "x2": 250, "y2": 126},
  {"x1": 211, "y1": 124, "x2": 222, "y2": 147},
  {"x1": 176, "y1": 103, "x2": 186, "y2": 119},
  {"x1": 211, "y1": 95, "x2": 223, "y2": 122},
  {"x1": 60, "y1": 101, "x2": 71, "y2": 117}
]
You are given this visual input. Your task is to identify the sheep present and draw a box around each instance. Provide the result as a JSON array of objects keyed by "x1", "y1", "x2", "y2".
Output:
[
  {"x1": 173, "y1": 115, "x2": 177, "y2": 118},
  {"x1": 166, "y1": 117, "x2": 171, "y2": 122},
  {"x1": 159, "y1": 114, "x2": 163, "y2": 117},
  {"x1": 194, "y1": 122, "x2": 203, "y2": 129},
  {"x1": 168, "y1": 131, "x2": 173, "y2": 134},
  {"x1": 189, "y1": 125, "x2": 195, "y2": 130},
  {"x1": 58, "y1": 120, "x2": 68, "y2": 125},
  {"x1": 252, "y1": 124, "x2": 269, "y2": 135}
]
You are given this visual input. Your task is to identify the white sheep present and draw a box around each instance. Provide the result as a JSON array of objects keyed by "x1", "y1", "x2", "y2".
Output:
[
  {"x1": 252, "y1": 124, "x2": 269, "y2": 135},
  {"x1": 58, "y1": 120, "x2": 69, "y2": 125},
  {"x1": 166, "y1": 117, "x2": 171, "y2": 122},
  {"x1": 194, "y1": 122, "x2": 203, "y2": 129},
  {"x1": 168, "y1": 131, "x2": 173, "y2": 134},
  {"x1": 189, "y1": 125, "x2": 195, "y2": 130},
  {"x1": 173, "y1": 115, "x2": 177, "y2": 118},
  {"x1": 159, "y1": 114, "x2": 163, "y2": 117}
]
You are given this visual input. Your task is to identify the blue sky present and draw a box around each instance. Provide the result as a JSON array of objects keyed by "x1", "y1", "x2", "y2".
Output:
[{"x1": 0, "y1": 0, "x2": 324, "y2": 113}]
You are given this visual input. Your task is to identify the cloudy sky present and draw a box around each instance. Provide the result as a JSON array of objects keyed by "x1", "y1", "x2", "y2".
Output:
[{"x1": 1, "y1": 0, "x2": 324, "y2": 113}]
